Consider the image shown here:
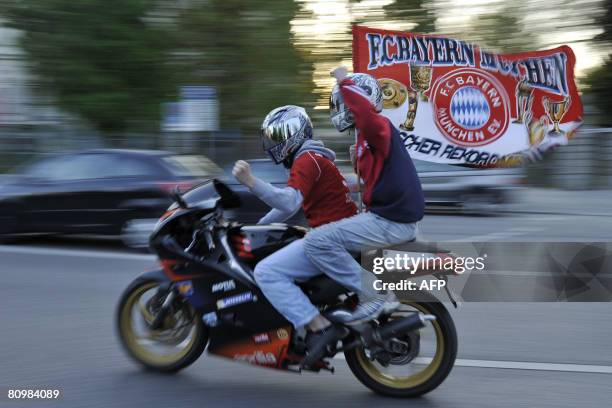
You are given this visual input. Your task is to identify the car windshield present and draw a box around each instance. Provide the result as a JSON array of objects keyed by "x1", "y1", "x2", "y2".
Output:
[
  {"x1": 20, "y1": 156, "x2": 68, "y2": 179},
  {"x1": 162, "y1": 155, "x2": 222, "y2": 178}
]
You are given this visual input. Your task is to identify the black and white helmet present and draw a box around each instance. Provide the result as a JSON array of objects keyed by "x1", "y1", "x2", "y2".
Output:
[
  {"x1": 329, "y1": 73, "x2": 383, "y2": 132},
  {"x1": 261, "y1": 105, "x2": 313, "y2": 165}
]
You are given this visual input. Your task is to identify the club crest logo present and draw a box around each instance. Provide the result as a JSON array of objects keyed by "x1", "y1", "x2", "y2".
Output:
[{"x1": 431, "y1": 69, "x2": 509, "y2": 147}]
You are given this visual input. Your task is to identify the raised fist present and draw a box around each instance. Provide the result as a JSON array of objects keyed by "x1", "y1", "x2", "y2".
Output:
[{"x1": 232, "y1": 160, "x2": 255, "y2": 189}]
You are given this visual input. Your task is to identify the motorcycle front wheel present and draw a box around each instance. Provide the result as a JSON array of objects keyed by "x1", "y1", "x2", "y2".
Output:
[
  {"x1": 116, "y1": 279, "x2": 208, "y2": 372},
  {"x1": 344, "y1": 293, "x2": 457, "y2": 398}
]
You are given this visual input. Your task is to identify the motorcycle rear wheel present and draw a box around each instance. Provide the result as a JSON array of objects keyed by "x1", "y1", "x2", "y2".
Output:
[
  {"x1": 116, "y1": 279, "x2": 208, "y2": 372},
  {"x1": 344, "y1": 293, "x2": 457, "y2": 398}
]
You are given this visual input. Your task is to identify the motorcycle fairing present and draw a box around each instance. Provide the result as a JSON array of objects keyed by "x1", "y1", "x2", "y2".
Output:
[
  {"x1": 161, "y1": 258, "x2": 289, "y2": 330},
  {"x1": 158, "y1": 231, "x2": 258, "y2": 289},
  {"x1": 207, "y1": 325, "x2": 294, "y2": 370}
]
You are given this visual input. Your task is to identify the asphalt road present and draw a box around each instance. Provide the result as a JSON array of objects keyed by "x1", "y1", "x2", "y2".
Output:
[{"x1": 1, "y1": 212, "x2": 611, "y2": 408}]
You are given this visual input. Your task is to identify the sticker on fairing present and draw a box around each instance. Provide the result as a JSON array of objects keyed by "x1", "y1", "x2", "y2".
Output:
[
  {"x1": 176, "y1": 281, "x2": 194, "y2": 297},
  {"x1": 216, "y1": 292, "x2": 255, "y2": 309},
  {"x1": 212, "y1": 279, "x2": 236, "y2": 293}
]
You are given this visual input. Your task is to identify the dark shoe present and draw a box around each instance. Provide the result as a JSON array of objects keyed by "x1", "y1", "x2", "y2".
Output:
[{"x1": 300, "y1": 325, "x2": 348, "y2": 369}]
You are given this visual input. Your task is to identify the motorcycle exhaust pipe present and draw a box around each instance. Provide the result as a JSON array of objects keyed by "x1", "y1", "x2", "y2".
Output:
[
  {"x1": 374, "y1": 313, "x2": 436, "y2": 343},
  {"x1": 340, "y1": 313, "x2": 435, "y2": 351}
]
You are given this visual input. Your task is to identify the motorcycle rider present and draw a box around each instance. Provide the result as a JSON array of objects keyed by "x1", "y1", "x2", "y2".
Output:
[
  {"x1": 232, "y1": 105, "x2": 359, "y2": 365},
  {"x1": 302, "y1": 67, "x2": 425, "y2": 332}
]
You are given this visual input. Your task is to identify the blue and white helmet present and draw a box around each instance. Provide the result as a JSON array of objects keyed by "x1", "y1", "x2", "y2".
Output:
[
  {"x1": 329, "y1": 73, "x2": 383, "y2": 132},
  {"x1": 261, "y1": 105, "x2": 313, "y2": 164}
]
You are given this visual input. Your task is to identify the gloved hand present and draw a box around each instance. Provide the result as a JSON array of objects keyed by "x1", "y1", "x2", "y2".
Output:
[
  {"x1": 330, "y1": 66, "x2": 349, "y2": 82},
  {"x1": 232, "y1": 160, "x2": 256, "y2": 189}
]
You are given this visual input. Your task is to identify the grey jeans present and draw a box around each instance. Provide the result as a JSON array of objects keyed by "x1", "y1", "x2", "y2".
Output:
[{"x1": 254, "y1": 212, "x2": 417, "y2": 328}]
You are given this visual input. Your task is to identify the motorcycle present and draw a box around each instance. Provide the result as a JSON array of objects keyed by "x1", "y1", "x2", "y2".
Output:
[{"x1": 116, "y1": 179, "x2": 458, "y2": 398}]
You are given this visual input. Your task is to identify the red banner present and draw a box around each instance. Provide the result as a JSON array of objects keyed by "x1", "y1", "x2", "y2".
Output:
[{"x1": 352, "y1": 25, "x2": 583, "y2": 167}]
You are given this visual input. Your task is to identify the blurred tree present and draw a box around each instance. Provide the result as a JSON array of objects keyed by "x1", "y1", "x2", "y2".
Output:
[
  {"x1": 444, "y1": 2, "x2": 536, "y2": 53},
  {"x1": 174, "y1": 0, "x2": 312, "y2": 133},
  {"x1": 3, "y1": 0, "x2": 176, "y2": 132},
  {"x1": 469, "y1": 6, "x2": 532, "y2": 52},
  {"x1": 382, "y1": 0, "x2": 436, "y2": 33},
  {"x1": 584, "y1": 0, "x2": 612, "y2": 124},
  {"x1": 593, "y1": 0, "x2": 612, "y2": 44}
]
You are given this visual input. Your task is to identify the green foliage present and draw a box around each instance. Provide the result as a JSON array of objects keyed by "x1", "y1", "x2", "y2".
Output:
[
  {"x1": 594, "y1": 0, "x2": 612, "y2": 45},
  {"x1": 584, "y1": 0, "x2": 612, "y2": 121},
  {"x1": 174, "y1": 0, "x2": 312, "y2": 132},
  {"x1": 4, "y1": 0, "x2": 176, "y2": 132},
  {"x1": 382, "y1": 0, "x2": 436, "y2": 33},
  {"x1": 467, "y1": 5, "x2": 533, "y2": 53},
  {"x1": 584, "y1": 58, "x2": 612, "y2": 124}
]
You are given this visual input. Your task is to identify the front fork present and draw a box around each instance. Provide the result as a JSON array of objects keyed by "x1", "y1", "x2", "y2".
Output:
[{"x1": 148, "y1": 283, "x2": 176, "y2": 330}]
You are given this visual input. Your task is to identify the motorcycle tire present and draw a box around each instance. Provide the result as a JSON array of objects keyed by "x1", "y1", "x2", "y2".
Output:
[
  {"x1": 344, "y1": 291, "x2": 457, "y2": 398},
  {"x1": 116, "y1": 278, "x2": 208, "y2": 373}
]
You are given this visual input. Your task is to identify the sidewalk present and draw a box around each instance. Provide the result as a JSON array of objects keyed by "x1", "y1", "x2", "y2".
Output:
[{"x1": 507, "y1": 188, "x2": 612, "y2": 217}]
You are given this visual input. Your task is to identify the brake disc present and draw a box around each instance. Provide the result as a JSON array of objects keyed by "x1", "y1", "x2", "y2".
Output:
[
  {"x1": 388, "y1": 331, "x2": 420, "y2": 365},
  {"x1": 139, "y1": 296, "x2": 193, "y2": 345}
]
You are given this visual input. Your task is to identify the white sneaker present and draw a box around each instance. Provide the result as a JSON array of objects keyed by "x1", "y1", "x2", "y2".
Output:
[
  {"x1": 325, "y1": 292, "x2": 400, "y2": 325},
  {"x1": 381, "y1": 291, "x2": 400, "y2": 314}
]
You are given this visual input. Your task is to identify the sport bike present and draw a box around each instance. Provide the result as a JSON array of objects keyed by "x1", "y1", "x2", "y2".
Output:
[{"x1": 116, "y1": 179, "x2": 458, "y2": 397}]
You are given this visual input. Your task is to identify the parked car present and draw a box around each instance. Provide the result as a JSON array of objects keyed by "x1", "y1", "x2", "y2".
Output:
[
  {"x1": 0, "y1": 149, "x2": 222, "y2": 247},
  {"x1": 413, "y1": 159, "x2": 523, "y2": 213}
]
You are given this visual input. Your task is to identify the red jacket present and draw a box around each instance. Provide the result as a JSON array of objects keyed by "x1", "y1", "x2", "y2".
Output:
[{"x1": 339, "y1": 78, "x2": 425, "y2": 223}]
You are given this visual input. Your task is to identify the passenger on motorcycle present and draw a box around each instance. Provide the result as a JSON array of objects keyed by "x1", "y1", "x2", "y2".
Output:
[
  {"x1": 302, "y1": 66, "x2": 425, "y2": 328},
  {"x1": 232, "y1": 105, "x2": 360, "y2": 365}
]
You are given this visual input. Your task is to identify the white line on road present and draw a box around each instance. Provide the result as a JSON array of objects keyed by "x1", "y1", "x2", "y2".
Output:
[
  {"x1": 450, "y1": 226, "x2": 545, "y2": 242},
  {"x1": 449, "y1": 359, "x2": 612, "y2": 374},
  {"x1": 0, "y1": 245, "x2": 155, "y2": 261},
  {"x1": 335, "y1": 355, "x2": 612, "y2": 374}
]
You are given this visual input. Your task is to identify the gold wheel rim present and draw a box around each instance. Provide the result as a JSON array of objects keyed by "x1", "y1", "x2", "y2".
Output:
[
  {"x1": 355, "y1": 302, "x2": 445, "y2": 388},
  {"x1": 120, "y1": 282, "x2": 198, "y2": 366}
]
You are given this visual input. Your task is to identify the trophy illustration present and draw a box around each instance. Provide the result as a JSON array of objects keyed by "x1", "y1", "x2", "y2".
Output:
[
  {"x1": 543, "y1": 96, "x2": 571, "y2": 137},
  {"x1": 410, "y1": 64, "x2": 432, "y2": 102},
  {"x1": 391, "y1": 64, "x2": 432, "y2": 131},
  {"x1": 379, "y1": 78, "x2": 408, "y2": 109},
  {"x1": 520, "y1": 106, "x2": 568, "y2": 162},
  {"x1": 378, "y1": 78, "x2": 418, "y2": 131},
  {"x1": 514, "y1": 80, "x2": 534, "y2": 124},
  {"x1": 403, "y1": 91, "x2": 418, "y2": 131},
  {"x1": 524, "y1": 110, "x2": 547, "y2": 147}
]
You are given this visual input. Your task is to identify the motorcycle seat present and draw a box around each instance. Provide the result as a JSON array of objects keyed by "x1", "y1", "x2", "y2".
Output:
[{"x1": 298, "y1": 275, "x2": 348, "y2": 305}]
